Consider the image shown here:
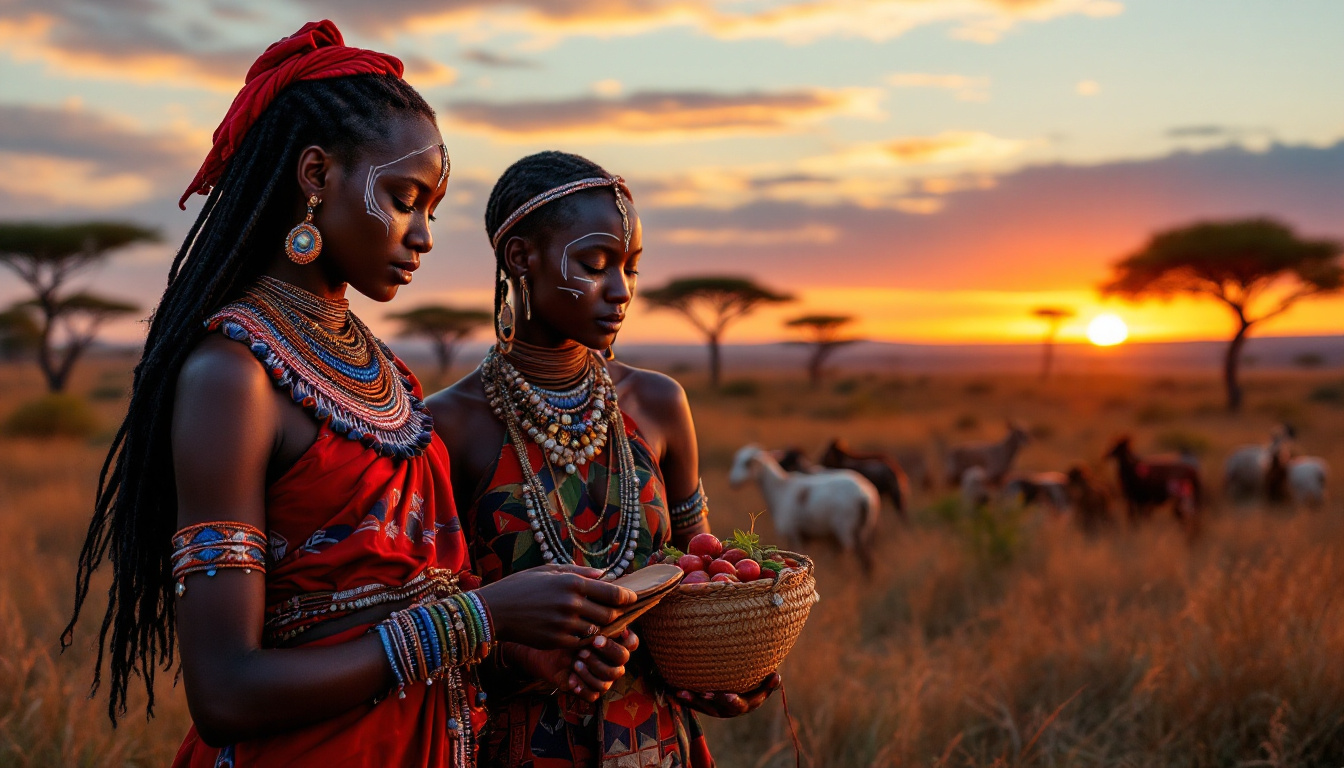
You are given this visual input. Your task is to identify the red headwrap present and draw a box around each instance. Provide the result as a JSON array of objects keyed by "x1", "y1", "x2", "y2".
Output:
[{"x1": 179, "y1": 19, "x2": 405, "y2": 209}]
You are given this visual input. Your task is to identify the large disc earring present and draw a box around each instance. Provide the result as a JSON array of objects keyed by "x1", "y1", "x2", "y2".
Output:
[
  {"x1": 520, "y1": 275, "x2": 532, "y2": 321},
  {"x1": 496, "y1": 276, "x2": 516, "y2": 353},
  {"x1": 286, "y1": 195, "x2": 322, "y2": 264}
]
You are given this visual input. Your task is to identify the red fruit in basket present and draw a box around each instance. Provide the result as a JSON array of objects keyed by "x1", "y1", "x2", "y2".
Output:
[
  {"x1": 783, "y1": 557, "x2": 800, "y2": 568},
  {"x1": 677, "y1": 554, "x2": 705, "y2": 573},
  {"x1": 721, "y1": 548, "x2": 749, "y2": 564},
  {"x1": 735, "y1": 558, "x2": 761, "y2": 581},
  {"x1": 707, "y1": 559, "x2": 738, "y2": 577},
  {"x1": 682, "y1": 570, "x2": 711, "y2": 585},
  {"x1": 711, "y1": 573, "x2": 740, "y2": 583},
  {"x1": 688, "y1": 533, "x2": 723, "y2": 558}
]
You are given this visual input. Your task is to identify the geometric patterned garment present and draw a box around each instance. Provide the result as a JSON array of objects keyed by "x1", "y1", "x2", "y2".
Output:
[
  {"x1": 171, "y1": 355, "x2": 485, "y2": 768},
  {"x1": 467, "y1": 413, "x2": 715, "y2": 768}
]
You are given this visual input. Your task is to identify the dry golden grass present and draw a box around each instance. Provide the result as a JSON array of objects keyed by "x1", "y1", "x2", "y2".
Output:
[{"x1": 3, "y1": 358, "x2": 1343, "y2": 766}]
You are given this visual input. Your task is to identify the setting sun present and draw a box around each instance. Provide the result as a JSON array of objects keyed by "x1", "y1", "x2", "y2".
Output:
[{"x1": 1087, "y1": 313, "x2": 1129, "y2": 346}]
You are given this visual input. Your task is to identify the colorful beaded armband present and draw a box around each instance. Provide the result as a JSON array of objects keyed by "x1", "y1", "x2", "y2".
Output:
[
  {"x1": 668, "y1": 480, "x2": 709, "y2": 531},
  {"x1": 171, "y1": 521, "x2": 267, "y2": 598},
  {"x1": 376, "y1": 592, "x2": 494, "y2": 700}
]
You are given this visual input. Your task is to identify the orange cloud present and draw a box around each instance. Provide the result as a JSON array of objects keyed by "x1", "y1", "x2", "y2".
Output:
[
  {"x1": 0, "y1": 152, "x2": 156, "y2": 207},
  {"x1": 447, "y1": 88, "x2": 881, "y2": 141},
  {"x1": 0, "y1": 14, "x2": 246, "y2": 91},
  {"x1": 662, "y1": 224, "x2": 840, "y2": 247},
  {"x1": 314, "y1": 0, "x2": 1123, "y2": 45}
]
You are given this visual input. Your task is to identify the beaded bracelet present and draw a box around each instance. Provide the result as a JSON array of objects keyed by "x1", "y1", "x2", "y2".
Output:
[
  {"x1": 375, "y1": 591, "x2": 495, "y2": 699},
  {"x1": 171, "y1": 521, "x2": 268, "y2": 597},
  {"x1": 668, "y1": 480, "x2": 709, "y2": 531}
]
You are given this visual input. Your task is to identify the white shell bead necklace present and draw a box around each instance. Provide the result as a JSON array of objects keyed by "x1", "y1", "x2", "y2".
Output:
[{"x1": 483, "y1": 347, "x2": 641, "y2": 579}]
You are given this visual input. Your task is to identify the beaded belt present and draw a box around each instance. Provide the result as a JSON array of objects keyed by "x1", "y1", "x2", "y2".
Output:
[{"x1": 264, "y1": 567, "x2": 459, "y2": 645}]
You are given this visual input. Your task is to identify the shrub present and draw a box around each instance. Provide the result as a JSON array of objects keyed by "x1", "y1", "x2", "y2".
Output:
[
  {"x1": 1308, "y1": 383, "x2": 1344, "y2": 407},
  {"x1": 954, "y1": 413, "x2": 980, "y2": 432},
  {"x1": 719, "y1": 378, "x2": 760, "y2": 398},
  {"x1": 1136, "y1": 401, "x2": 1178, "y2": 424},
  {"x1": 3, "y1": 393, "x2": 99, "y2": 438},
  {"x1": 1294, "y1": 352, "x2": 1326, "y2": 369}
]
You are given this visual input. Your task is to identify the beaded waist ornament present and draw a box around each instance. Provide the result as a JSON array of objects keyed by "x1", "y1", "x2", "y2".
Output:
[{"x1": 206, "y1": 276, "x2": 434, "y2": 459}]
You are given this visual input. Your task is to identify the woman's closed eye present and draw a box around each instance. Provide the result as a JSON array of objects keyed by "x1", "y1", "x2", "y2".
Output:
[{"x1": 392, "y1": 197, "x2": 436, "y2": 223}]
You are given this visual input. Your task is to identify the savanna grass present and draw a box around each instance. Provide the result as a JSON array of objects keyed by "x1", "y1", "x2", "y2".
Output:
[{"x1": 2, "y1": 358, "x2": 1343, "y2": 767}]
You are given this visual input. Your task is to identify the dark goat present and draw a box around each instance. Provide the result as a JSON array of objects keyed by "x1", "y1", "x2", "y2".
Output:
[
  {"x1": 1105, "y1": 436, "x2": 1202, "y2": 535},
  {"x1": 821, "y1": 439, "x2": 910, "y2": 520},
  {"x1": 1066, "y1": 465, "x2": 1112, "y2": 534},
  {"x1": 772, "y1": 447, "x2": 821, "y2": 474}
]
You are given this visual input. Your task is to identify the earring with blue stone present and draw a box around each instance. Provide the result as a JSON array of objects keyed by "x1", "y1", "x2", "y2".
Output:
[{"x1": 285, "y1": 194, "x2": 323, "y2": 264}]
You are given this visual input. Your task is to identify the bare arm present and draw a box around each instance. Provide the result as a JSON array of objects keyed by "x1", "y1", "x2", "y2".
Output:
[
  {"x1": 174, "y1": 343, "x2": 638, "y2": 747},
  {"x1": 609, "y1": 365, "x2": 709, "y2": 550},
  {"x1": 172, "y1": 338, "x2": 393, "y2": 747}
]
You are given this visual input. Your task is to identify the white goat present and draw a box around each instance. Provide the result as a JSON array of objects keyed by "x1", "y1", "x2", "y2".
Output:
[
  {"x1": 944, "y1": 423, "x2": 1030, "y2": 486},
  {"x1": 1287, "y1": 457, "x2": 1329, "y2": 509},
  {"x1": 728, "y1": 444, "x2": 880, "y2": 573},
  {"x1": 1223, "y1": 424, "x2": 1293, "y2": 502}
]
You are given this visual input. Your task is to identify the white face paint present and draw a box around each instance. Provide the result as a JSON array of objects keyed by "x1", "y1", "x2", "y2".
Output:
[
  {"x1": 363, "y1": 143, "x2": 449, "y2": 233},
  {"x1": 558, "y1": 232, "x2": 620, "y2": 300}
]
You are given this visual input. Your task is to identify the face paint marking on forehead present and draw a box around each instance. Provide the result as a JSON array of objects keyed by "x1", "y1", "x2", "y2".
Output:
[
  {"x1": 557, "y1": 232, "x2": 617, "y2": 299},
  {"x1": 363, "y1": 143, "x2": 449, "y2": 233}
]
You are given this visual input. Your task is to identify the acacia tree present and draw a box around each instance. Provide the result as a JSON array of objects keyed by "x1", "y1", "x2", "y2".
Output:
[
  {"x1": 642, "y1": 276, "x2": 793, "y2": 388},
  {"x1": 388, "y1": 305, "x2": 492, "y2": 378},
  {"x1": 785, "y1": 314, "x2": 858, "y2": 388},
  {"x1": 1031, "y1": 306, "x2": 1075, "y2": 380},
  {"x1": 0, "y1": 222, "x2": 156, "y2": 391},
  {"x1": 1103, "y1": 218, "x2": 1342, "y2": 411}
]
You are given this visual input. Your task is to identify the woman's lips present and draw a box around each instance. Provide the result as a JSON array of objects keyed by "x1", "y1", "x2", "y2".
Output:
[
  {"x1": 595, "y1": 317, "x2": 623, "y2": 333},
  {"x1": 391, "y1": 263, "x2": 417, "y2": 284}
]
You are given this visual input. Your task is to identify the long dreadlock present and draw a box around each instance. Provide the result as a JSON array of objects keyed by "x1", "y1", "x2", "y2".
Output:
[
  {"x1": 483, "y1": 151, "x2": 627, "y2": 337},
  {"x1": 64, "y1": 73, "x2": 437, "y2": 725}
]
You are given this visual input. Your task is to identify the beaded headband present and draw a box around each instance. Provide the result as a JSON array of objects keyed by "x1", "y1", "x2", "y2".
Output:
[{"x1": 490, "y1": 175, "x2": 631, "y2": 251}]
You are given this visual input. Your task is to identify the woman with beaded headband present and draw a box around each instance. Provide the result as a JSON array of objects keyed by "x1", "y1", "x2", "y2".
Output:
[
  {"x1": 63, "y1": 23, "x2": 638, "y2": 768},
  {"x1": 427, "y1": 151, "x2": 779, "y2": 768}
]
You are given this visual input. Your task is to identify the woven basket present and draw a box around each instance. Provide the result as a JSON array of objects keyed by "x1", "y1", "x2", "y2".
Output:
[{"x1": 638, "y1": 553, "x2": 818, "y2": 693}]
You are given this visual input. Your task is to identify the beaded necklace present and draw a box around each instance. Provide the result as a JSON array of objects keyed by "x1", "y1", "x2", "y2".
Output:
[
  {"x1": 482, "y1": 346, "x2": 641, "y2": 578},
  {"x1": 206, "y1": 276, "x2": 434, "y2": 459}
]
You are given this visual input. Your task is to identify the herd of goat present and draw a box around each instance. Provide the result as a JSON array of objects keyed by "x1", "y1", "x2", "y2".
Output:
[{"x1": 726, "y1": 423, "x2": 1332, "y2": 567}]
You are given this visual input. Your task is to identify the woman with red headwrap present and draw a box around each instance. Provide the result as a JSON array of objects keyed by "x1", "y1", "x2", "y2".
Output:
[{"x1": 65, "y1": 21, "x2": 638, "y2": 768}]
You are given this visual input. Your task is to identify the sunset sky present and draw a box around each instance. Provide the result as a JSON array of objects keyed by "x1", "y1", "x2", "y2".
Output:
[{"x1": 1, "y1": 0, "x2": 1342, "y2": 346}]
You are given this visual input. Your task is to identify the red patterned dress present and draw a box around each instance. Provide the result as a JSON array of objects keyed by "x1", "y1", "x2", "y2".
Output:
[
  {"x1": 466, "y1": 414, "x2": 713, "y2": 768},
  {"x1": 172, "y1": 292, "x2": 485, "y2": 768}
]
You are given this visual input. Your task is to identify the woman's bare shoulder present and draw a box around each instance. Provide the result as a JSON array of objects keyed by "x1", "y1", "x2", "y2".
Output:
[{"x1": 608, "y1": 361, "x2": 689, "y2": 414}]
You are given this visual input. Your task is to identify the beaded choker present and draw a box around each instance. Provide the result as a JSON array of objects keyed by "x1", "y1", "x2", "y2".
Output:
[
  {"x1": 482, "y1": 346, "x2": 641, "y2": 578},
  {"x1": 207, "y1": 276, "x2": 434, "y2": 459},
  {"x1": 502, "y1": 338, "x2": 591, "y2": 390}
]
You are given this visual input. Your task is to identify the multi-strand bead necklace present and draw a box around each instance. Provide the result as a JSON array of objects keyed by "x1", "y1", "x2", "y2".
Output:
[
  {"x1": 482, "y1": 345, "x2": 642, "y2": 579},
  {"x1": 206, "y1": 276, "x2": 434, "y2": 459}
]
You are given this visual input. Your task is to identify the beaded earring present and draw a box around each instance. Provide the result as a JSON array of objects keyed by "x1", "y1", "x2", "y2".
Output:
[
  {"x1": 496, "y1": 271, "x2": 516, "y2": 353},
  {"x1": 520, "y1": 275, "x2": 532, "y2": 321},
  {"x1": 285, "y1": 195, "x2": 323, "y2": 264}
]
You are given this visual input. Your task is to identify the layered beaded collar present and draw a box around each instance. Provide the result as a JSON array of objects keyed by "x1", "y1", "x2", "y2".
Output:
[{"x1": 207, "y1": 276, "x2": 434, "y2": 459}]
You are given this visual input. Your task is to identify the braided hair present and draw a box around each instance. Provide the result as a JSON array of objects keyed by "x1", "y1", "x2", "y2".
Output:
[
  {"x1": 64, "y1": 74, "x2": 436, "y2": 724},
  {"x1": 483, "y1": 151, "x2": 619, "y2": 334}
]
